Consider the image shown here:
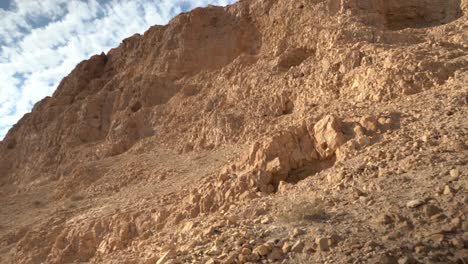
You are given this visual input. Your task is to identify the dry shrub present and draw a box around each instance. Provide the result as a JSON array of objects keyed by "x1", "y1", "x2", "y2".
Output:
[{"x1": 277, "y1": 194, "x2": 326, "y2": 223}]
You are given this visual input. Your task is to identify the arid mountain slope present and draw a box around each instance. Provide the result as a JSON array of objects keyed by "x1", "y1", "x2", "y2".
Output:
[{"x1": 0, "y1": 0, "x2": 467, "y2": 263}]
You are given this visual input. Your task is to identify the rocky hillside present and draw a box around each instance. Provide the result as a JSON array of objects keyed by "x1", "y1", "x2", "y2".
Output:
[{"x1": 0, "y1": 0, "x2": 467, "y2": 263}]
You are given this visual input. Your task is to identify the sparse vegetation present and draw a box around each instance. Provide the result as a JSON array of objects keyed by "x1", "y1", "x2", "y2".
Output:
[
  {"x1": 0, "y1": 0, "x2": 466, "y2": 263},
  {"x1": 277, "y1": 195, "x2": 326, "y2": 223}
]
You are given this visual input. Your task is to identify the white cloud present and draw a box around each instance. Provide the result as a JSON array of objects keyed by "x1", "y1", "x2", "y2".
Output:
[
  {"x1": 0, "y1": 0, "x2": 69, "y2": 45},
  {"x1": 0, "y1": 0, "x2": 237, "y2": 139}
]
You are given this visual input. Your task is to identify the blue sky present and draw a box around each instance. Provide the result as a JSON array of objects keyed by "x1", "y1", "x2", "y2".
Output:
[{"x1": 0, "y1": 0, "x2": 236, "y2": 140}]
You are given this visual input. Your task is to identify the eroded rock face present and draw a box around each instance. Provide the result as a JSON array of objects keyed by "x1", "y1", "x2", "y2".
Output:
[
  {"x1": 0, "y1": 4, "x2": 263, "y2": 185},
  {"x1": 0, "y1": 0, "x2": 467, "y2": 263},
  {"x1": 335, "y1": 0, "x2": 464, "y2": 30},
  {"x1": 383, "y1": 0, "x2": 463, "y2": 30},
  {"x1": 1, "y1": 0, "x2": 466, "y2": 187},
  {"x1": 165, "y1": 113, "x2": 398, "y2": 225}
]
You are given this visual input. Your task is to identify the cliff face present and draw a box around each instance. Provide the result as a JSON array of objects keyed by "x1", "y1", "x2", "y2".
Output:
[
  {"x1": 0, "y1": 0, "x2": 467, "y2": 263},
  {"x1": 0, "y1": 4, "x2": 262, "y2": 185},
  {"x1": 1, "y1": 0, "x2": 464, "y2": 187}
]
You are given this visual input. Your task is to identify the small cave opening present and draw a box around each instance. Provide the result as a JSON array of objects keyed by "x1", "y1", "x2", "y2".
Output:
[
  {"x1": 6, "y1": 139, "x2": 17, "y2": 150},
  {"x1": 277, "y1": 48, "x2": 313, "y2": 70},
  {"x1": 130, "y1": 101, "x2": 142, "y2": 113},
  {"x1": 384, "y1": 0, "x2": 463, "y2": 30},
  {"x1": 285, "y1": 156, "x2": 336, "y2": 185},
  {"x1": 269, "y1": 156, "x2": 337, "y2": 192},
  {"x1": 282, "y1": 100, "x2": 295, "y2": 115}
]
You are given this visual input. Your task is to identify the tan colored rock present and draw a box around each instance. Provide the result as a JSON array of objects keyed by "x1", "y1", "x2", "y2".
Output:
[
  {"x1": 443, "y1": 185, "x2": 453, "y2": 195},
  {"x1": 316, "y1": 237, "x2": 330, "y2": 251},
  {"x1": 205, "y1": 259, "x2": 217, "y2": 264},
  {"x1": 291, "y1": 240, "x2": 304, "y2": 253},
  {"x1": 267, "y1": 247, "x2": 283, "y2": 261},
  {"x1": 0, "y1": 0, "x2": 466, "y2": 263},
  {"x1": 282, "y1": 241, "x2": 292, "y2": 253},
  {"x1": 260, "y1": 216, "x2": 271, "y2": 224},
  {"x1": 327, "y1": 171, "x2": 345, "y2": 184},
  {"x1": 266, "y1": 157, "x2": 282, "y2": 174},
  {"x1": 360, "y1": 116, "x2": 379, "y2": 133},
  {"x1": 449, "y1": 168, "x2": 460, "y2": 178},
  {"x1": 221, "y1": 254, "x2": 236, "y2": 264},
  {"x1": 156, "y1": 250, "x2": 174, "y2": 264},
  {"x1": 253, "y1": 244, "x2": 271, "y2": 256},
  {"x1": 144, "y1": 254, "x2": 160, "y2": 264},
  {"x1": 180, "y1": 221, "x2": 196, "y2": 233},
  {"x1": 406, "y1": 199, "x2": 425, "y2": 208},
  {"x1": 292, "y1": 228, "x2": 305, "y2": 237},
  {"x1": 313, "y1": 115, "x2": 346, "y2": 158},
  {"x1": 240, "y1": 247, "x2": 251, "y2": 255},
  {"x1": 277, "y1": 181, "x2": 291, "y2": 193}
]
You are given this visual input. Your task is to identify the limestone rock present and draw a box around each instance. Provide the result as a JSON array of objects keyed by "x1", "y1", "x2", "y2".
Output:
[
  {"x1": 313, "y1": 115, "x2": 347, "y2": 158},
  {"x1": 253, "y1": 244, "x2": 271, "y2": 256},
  {"x1": 156, "y1": 250, "x2": 174, "y2": 264},
  {"x1": 0, "y1": 0, "x2": 466, "y2": 263},
  {"x1": 406, "y1": 200, "x2": 425, "y2": 208}
]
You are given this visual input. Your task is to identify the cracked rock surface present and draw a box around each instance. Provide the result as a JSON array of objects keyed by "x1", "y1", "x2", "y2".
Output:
[{"x1": 0, "y1": 0, "x2": 467, "y2": 263}]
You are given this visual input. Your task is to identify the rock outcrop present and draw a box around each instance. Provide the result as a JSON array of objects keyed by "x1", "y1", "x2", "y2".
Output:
[{"x1": 0, "y1": 0, "x2": 467, "y2": 263}]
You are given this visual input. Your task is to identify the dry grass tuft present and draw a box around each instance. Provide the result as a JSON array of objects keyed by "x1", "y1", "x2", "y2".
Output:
[{"x1": 277, "y1": 194, "x2": 326, "y2": 223}]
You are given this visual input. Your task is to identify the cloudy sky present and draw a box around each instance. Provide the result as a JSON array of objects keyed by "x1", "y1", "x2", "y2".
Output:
[{"x1": 0, "y1": 0, "x2": 236, "y2": 139}]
